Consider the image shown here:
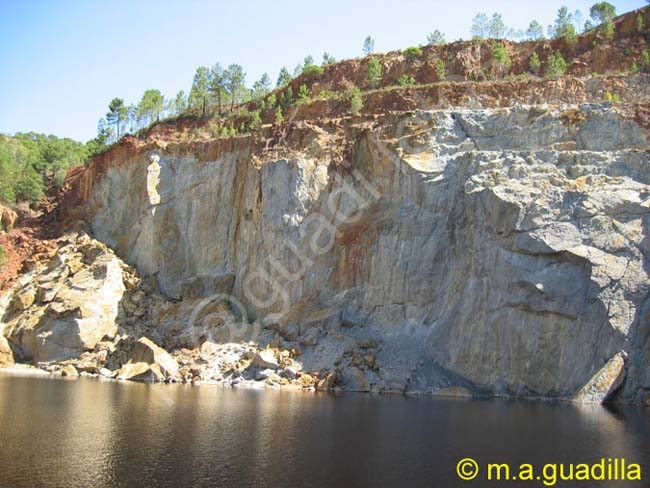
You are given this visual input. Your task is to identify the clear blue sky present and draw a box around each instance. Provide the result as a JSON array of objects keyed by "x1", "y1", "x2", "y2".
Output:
[{"x1": 0, "y1": 0, "x2": 644, "y2": 142}]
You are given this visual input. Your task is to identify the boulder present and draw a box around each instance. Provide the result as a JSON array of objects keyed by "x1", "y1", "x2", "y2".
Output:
[
  {"x1": 10, "y1": 289, "x2": 36, "y2": 312},
  {"x1": 99, "y1": 367, "x2": 115, "y2": 378},
  {"x1": 573, "y1": 352, "x2": 627, "y2": 404},
  {"x1": 297, "y1": 373, "x2": 314, "y2": 388},
  {"x1": 341, "y1": 366, "x2": 369, "y2": 392},
  {"x1": 265, "y1": 373, "x2": 283, "y2": 385},
  {"x1": 61, "y1": 364, "x2": 78, "y2": 377},
  {"x1": 316, "y1": 372, "x2": 337, "y2": 391},
  {"x1": 252, "y1": 350, "x2": 279, "y2": 369},
  {"x1": 130, "y1": 337, "x2": 178, "y2": 378},
  {"x1": 36, "y1": 283, "x2": 60, "y2": 303},
  {"x1": 255, "y1": 368, "x2": 275, "y2": 380},
  {"x1": 283, "y1": 365, "x2": 301, "y2": 379},
  {"x1": 76, "y1": 357, "x2": 98, "y2": 374},
  {"x1": 116, "y1": 362, "x2": 153, "y2": 381}
]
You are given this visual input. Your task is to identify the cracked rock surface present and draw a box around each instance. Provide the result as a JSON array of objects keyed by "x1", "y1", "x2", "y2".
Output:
[{"x1": 3, "y1": 99, "x2": 650, "y2": 404}]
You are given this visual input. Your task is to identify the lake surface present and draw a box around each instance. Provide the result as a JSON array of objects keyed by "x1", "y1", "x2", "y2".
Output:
[{"x1": 0, "y1": 373, "x2": 648, "y2": 488}]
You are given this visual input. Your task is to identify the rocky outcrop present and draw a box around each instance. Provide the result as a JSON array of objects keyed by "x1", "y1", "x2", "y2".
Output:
[
  {"x1": 127, "y1": 337, "x2": 179, "y2": 379},
  {"x1": 68, "y1": 98, "x2": 650, "y2": 404},
  {"x1": 0, "y1": 233, "x2": 333, "y2": 389},
  {"x1": 1, "y1": 234, "x2": 126, "y2": 362}
]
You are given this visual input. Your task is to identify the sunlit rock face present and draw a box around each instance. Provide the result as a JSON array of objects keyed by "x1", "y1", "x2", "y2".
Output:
[
  {"x1": 1, "y1": 236, "x2": 126, "y2": 363},
  {"x1": 76, "y1": 103, "x2": 650, "y2": 402}
]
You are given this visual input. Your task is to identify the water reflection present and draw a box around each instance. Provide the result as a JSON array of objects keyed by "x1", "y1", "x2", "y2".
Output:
[{"x1": 0, "y1": 374, "x2": 648, "y2": 488}]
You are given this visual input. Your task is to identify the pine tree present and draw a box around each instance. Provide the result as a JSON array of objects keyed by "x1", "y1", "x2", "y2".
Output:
[
  {"x1": 209, "y1": 63, "x2": 225, "y2": 114},
  {"x1": 363, "y1": 36, "x2": 375, "y2": 56},
  {"x1": 106, "y1": 98, "x2": 128, "y2": 138},
  {"x1": 189, "y1": 67, "x2": 211, "y2": 116},
  {"x1": 526, "y1": 20, "x2": 544, "y2": 40},
  {"x1": 137, "y1": 89, "x2": 165, "y2": 126},
  {"x1": 224, "y1": 64, "x2": 246, "y2": 112},
  {"x1": 276, "y1": 67, "x2": 292, "y2": 87}
]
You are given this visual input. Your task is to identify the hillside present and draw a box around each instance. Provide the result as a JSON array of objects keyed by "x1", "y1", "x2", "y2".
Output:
[{"x1": 1, "y1": 7, "x2": 650, "y2": 404}]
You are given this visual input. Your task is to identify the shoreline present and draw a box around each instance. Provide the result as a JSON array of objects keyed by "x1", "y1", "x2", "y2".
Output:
[{"x1": 2, "y1": 364, "x2": 648, "y2": 408}]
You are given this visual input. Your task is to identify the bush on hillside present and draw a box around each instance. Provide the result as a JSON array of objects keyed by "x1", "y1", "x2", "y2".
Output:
[
  {"x1": 348, "y1": 88, "x2": 363, "y2": 115},
  {"x1": 403, "y1": 47, "x2": 423, "y2": 62},
  {"x1": 491, "y1": 42, "x2": 512, "y2": 76},
  {"x1": 397, "y1": 74, "x2": 416, "y2": 86},
  {"x1": 302, "y1": 64, "x2": 324, "y2": 78},
  {"x1": 366, "y1": 58, "x2": 383, "y2": 87},
  {"x1": 529, "y1": 52, "x2": 541, "y2": 74},
  {"x1": 546, "y1": 52, "x2": 567, "y2": 77},
  {"x1": 435, "y1": 60, "x2": 446, "y2": 81}
]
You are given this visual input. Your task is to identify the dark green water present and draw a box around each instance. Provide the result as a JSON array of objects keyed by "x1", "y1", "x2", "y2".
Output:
[{"x1": 0, "y1": 373, "x2": 648, "y2": 488}]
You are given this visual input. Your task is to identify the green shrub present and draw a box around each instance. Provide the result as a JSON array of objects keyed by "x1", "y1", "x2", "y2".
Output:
[
  {"x1": 403, "y1": 46, "x2": 423, "y2": 62},
  {"x1": 631, "y1": 62, "x2": 639, "y2": 74},
  {"x1": 52, "y1": 171, "x2": 66, "y2": 188},
  {"x1": 316, "y1": 90, "x2": 341, "y2": 100},
  {"x1": 298, "y1": 84, "x2": 309, "y2": 100},
  {"x1": 604, "y1": 91, "x2": 620, "y2": 103},
  {"x1": 0, "y1": 245, "x2": 6, "y2": 268},
  {"x1": 397, "y1": 74, "x2": 416, "y2": 86},
  {"x1": 248, "y1": 111, "x2": 262, "y2": 130},
  {"x1": 280, "y1": 87, "x2": 294, "y2": 109},
  {"x1": 263, "y1": 94, "x2": 276, "y2": 111},
  {"x1": 366, "y1": 58, "x2": 383, "y2": 87},
  {"x1": 491, "y1": 42, "x2": 512, "y2": 76},
  {"x1": 435, "y1": 60, "x2": 446, "y2": 81},
  {"x1": 207, "y1": 123, "x2": 237, "y2": 138},
  {"x1": 637, "y1": 14, "x2": 644, "y2": 32},
  {"x1": 302, "y1": 64, "x2": 324, "y2": 78},
  {"x1": 529, "y1": 52, "x2": 541, "y2": 74},
  {"x1": 275, "y1": 107, "x2": 284, "y2": 123},
  {"x1": 546, "y1": 52, "x2": 567, "y2": 78},
  {"x1": 348, "y1": 87, "x2": 363, "y2": 115},
  {"x1": 14, "y1": 168, "x2": 44, "y2": 204}
]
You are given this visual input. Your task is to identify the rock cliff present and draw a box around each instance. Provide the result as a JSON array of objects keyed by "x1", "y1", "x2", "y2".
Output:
[
  {"x1": 2, "y1": 58, "x2": 650, "y2": 401},
  {"x1": 7, "y1": 73, "x2": 642, "y2": 403}
]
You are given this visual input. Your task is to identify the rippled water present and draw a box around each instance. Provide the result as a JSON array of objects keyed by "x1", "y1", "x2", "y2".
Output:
[{"x1": 0, "y1": 373, "x2": 649, "y2": 488}]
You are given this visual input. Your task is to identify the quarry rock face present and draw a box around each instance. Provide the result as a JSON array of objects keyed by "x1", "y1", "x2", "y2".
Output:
[
  {"x1": 68, "y1": 99, "x2": 650, "y2": 403},
  {"x1": 2, "y1": 74, "x2": 650, "y2": 403}
]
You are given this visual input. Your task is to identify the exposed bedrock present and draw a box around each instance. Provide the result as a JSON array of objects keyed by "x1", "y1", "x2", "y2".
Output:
[{"x1": 9, "y1": 102, "x2": 650, "y2": 403}]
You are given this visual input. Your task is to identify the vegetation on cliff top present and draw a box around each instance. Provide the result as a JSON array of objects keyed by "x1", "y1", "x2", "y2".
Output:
[
  {"x1": 91, "y1": 2, "x2": 647, "y2": 147},
  {"x1": 0, "y1": 2, "x2": 648, "y2": 209}
]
